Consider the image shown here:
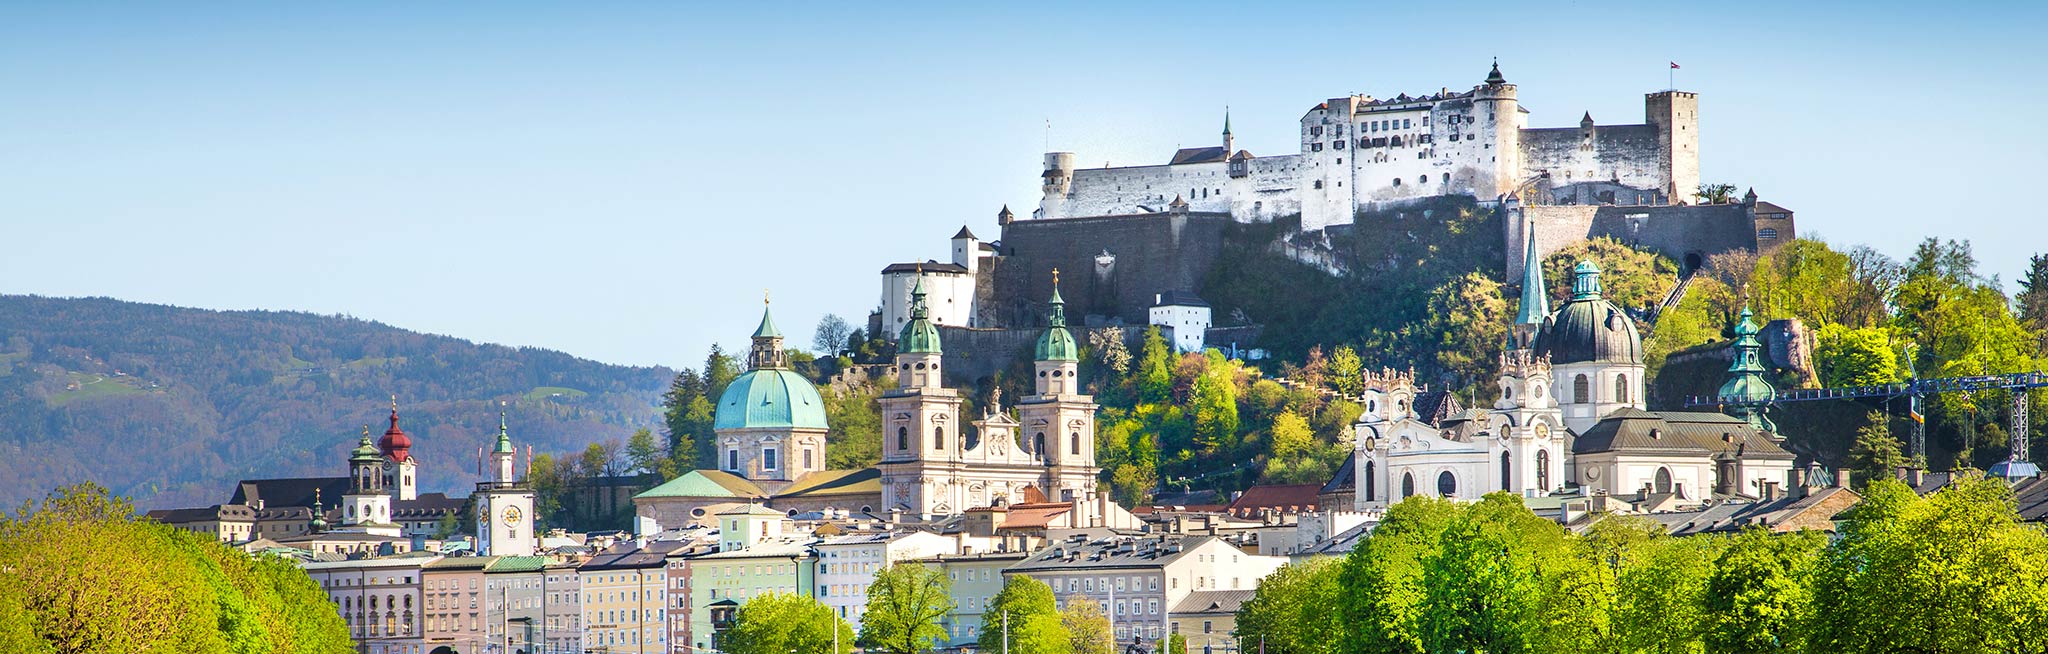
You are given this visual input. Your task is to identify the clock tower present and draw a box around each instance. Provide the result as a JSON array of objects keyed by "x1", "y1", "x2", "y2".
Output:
[{"x1": 475, "y1": 409, "x2": 536, "y2": 556}]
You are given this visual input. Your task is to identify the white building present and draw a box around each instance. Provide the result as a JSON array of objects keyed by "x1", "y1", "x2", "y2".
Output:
[
  {"x1": 302, "y1": 555, "x2": 437, "y2": 654},
  {"x1": 814, "y1": 531, "x2": 957, "y2": 630},
  {"x1": 878, "y1": 222, "x2": 997, "y2": 341},
  {"x1": 1004, "y1": 535, "x2": 1287, "y2": 647},
  {"x1": 1149, "y1": 291, "x2": 1211, "y2": 353},
  {"x1": 1035, "y1": 62, "x2": 1699, "y2": 233}
]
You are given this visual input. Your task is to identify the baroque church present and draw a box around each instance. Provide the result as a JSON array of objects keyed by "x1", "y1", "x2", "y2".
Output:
[
  {"x1": 1344, "y1": 237, "x2": 1794, "y2": 510},
  {"x1": 633, "y1": 275, "x2": 1134, "y2": 530}
]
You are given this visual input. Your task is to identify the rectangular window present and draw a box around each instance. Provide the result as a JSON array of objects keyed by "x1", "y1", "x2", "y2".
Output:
[
  {"x1": 763, "y1": 448, "x2": 777, "y2": 470},
  {"x1": 726, "y1": 449, "x2": 738, "y2": 470}
]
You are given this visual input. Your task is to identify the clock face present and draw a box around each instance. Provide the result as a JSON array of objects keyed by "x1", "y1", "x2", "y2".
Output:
[
  {"x1": 477, "y1": 505, "x2": 490, "y2": 525},
  {"x1": 502, "y1": 506, "x2": 522, "y2": 525},
  {"x1": 1536, "y1": 423, "x2": 1551, "y2": 439}
]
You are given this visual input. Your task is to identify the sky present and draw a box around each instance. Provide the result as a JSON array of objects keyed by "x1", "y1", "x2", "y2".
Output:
[{"x1": 3, "y1": 2, "x2": 2043, "y2": 369}]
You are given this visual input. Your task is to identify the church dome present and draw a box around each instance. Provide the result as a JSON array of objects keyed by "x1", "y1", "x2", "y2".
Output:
[
  {"x1": 1535, "y1": 261, "x2": 1643, "y2": 365},
  {"x1": 715, "y1": 304, "x2": 829, "y2": 431},
  {"x1": 898, "y1": 275, "x2": 943, "y2": 355},
  {"x1": 714, "y1": 368, "x2": 829, "y2": 430}
]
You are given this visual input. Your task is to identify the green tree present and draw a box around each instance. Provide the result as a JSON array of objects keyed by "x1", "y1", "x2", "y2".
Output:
[
  {"x1": 722, "y1": 593, "x2": 854, "y2": 654},
  {"x1": 1418, "y1": 272, "x2": 1511, "y2": 394},
  {"x1": 1061, "y1": 596, "x2": 1112, "y2": 654},
  {"x1": 2017, "y1": 253, "x2": 2048, "y2": 355},
  {"x1": 859, "y1": 562, "x2": 954, "y2": 654},
  {"x1": 1236, "y1": 558, "x2": 1343, "y2": 654},
  {"x1": 1340, "y1": 495, "x2": 1462, "y2": 653},
  {"x1": 625, "y1": 427, "x2": 675, "y2": 479},
  {"x1": 1189, "y1": 359, "x2": 1239, "y2": 456},
  {"x1": 1610, "y1": 532, "x2": 1722, "y2": 654},
  {"x1": 1809, "y1": 477, "x2": 2048, "y2": 651},
  {"x1": 1695, "y1": 183, "x2": 1738, "y2": 204},
  {"x1": 1543, "y1": 237, "x2": 1678, "y2": 315},
  {"x1": 1704, "y1": 527, "x2": 1824, "y2": 653},
  {"x1": 1155, "y1": 634, "x2": 1187, "y2": 654},
  {"x1": 1136, "y1": 327, "x2": 1173, "y2": 404},
  {"x1": 823, "y1": 376, "x2": 884, "y2": 469},
  {"x1": 1328, "y1": 346, "x2": 1363, "y2": 395},
  {"x1": 979, "y1": 576, "x2": 1066, "y2": 654},
  {"x1": 1846, "y1": 411, "x2": 1906, "y2": 489},
  {"x1": 1812, "y1": 324, "x2": 1900, "y2": 388}
]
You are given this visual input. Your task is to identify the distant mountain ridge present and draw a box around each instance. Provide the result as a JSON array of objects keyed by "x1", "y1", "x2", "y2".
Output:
[{"x1": 0, "y1": 295, "x2": 673, "y2": 510}]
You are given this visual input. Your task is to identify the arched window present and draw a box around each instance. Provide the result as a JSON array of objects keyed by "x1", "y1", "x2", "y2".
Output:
[
  {"x1": 1500, "y1": 452, "x2": 1513, "y2": 490},
  {"x1": 1655, "y1": 467, "x2": 1673, "y2": 494},
  {"x1": 933, "y1": 427, "x2": 945, "y2": 450},
  {"x1": 1615, "y1": 374, "x2": 1630, "y2": 404},
  {"x1": 1364, "y1": 461, "x2": 1376, "y2": 501},
  {"x1": 1536, "y1": 450, "x2": 1551, "y2": 491},
  {"x1": 1070, "y1": 432, "x2": 1081, "y2": 455},
  {"x1": 1437, "y1": 472, "x2": 1457, "y2": 497},
  {"x1": 1034, "y1": 433, "x2": 1046, "y2": 455},
  {"x1": 1573, "y1": 374, "x2": 1590, "y2": 404},
  {"x1": 896, "y1": 427, "x2": 908, "y2": 451},
  {"x1": 1401, "y1": 472, "x2": 1415, "y2": 499}
]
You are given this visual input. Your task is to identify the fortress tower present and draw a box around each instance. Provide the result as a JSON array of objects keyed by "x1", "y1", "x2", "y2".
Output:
[{"x1": 1646, "y1": 90, "x2": 1700, "y2": 203}]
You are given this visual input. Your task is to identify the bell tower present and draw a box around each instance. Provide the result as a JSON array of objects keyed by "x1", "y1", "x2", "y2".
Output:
[
  {"x1": 878, "y1": 271, "x2": 964, "y2": 517},
  {"x1": 475, "y1": 408, "x2": 536, "y2": 556},
  {"x1": 1016, "y1": 271, "x2": 1100, "y2": 506}
]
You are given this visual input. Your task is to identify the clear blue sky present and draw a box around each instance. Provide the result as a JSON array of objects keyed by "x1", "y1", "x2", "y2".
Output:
[{"x1": 4, "y1": 2, "x2": 2042, "y2": 368}]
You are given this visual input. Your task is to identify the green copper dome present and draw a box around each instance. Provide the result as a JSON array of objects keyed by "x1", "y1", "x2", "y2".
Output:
[
  {"x1": 349, "y1": 429, "x2": 382, "y2": 462},
  {"x1": 898, "y1": 275, "x2": 943, "y2": 355},
  {"x1": 492, "y1": 410, "x2": 515, "y2": 454},
  {"x1": 1534, "y1": 260, "x2": 1644, "y2": 365},
  {"x1": 715, "y1": 369, "x2": 829, "y2": 430},
  {"x1": 1718, "y1": 308, "x2": 1776, "y2": 403},
  {"x1": 1034, "y1": 281, "x2": 1079, "y2": 362}
]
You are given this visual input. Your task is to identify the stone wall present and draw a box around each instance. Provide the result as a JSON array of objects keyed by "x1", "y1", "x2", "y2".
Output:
[
  {"x1": 988, "y1": 210, "x2": 1230, "y2": 328},
  {"x1": 1508, "y1": 200, "x2": 1792, "y2": 278}
]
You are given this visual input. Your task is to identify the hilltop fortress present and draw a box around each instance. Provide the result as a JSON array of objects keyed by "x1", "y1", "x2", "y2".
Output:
[
  {"x1": 1034, "y1": 61, "x2": 1699, "y2": 232},
  {"x1": 877, "y1": 62, "x2": 1792, "y2": 356}
]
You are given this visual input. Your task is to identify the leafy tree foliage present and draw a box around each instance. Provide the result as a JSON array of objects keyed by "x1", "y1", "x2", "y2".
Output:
[
  {"x1": 1811, "y1": 324, "x2": 1900, "y2": 388},
  {"x1": 0, "y1": 483, "x2": 351, "y2": 653},
  {"x1": 722, "y1": 592, "x2": 853, "y2": 654},
  {"x1": 1310, "y1": 480, "x2": 2048, "y2": 653},
  {"x1": 978, "y1": 576, "x2": 1067, "y2": 654},
  {"x1": 858, "y1": 562, "x2": 953, "y2": 654},
  {"x1": 1061, "y1": 596, "x2": 1111, "y2": 654},
  {"x1": 1236, "y1": 558, "x2": 1343, "y2": 654},
  {"x1": 1695, "y1": 183, "x2": 1738, "y2": 204},
  {"x1": 1846, "y1": 410, "x2": 1906, "y2": 489}
]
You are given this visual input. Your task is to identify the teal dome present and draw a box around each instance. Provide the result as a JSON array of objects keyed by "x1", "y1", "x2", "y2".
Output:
[{"x1": 715, "y1": 368, "x2": 829, "y2": 430}]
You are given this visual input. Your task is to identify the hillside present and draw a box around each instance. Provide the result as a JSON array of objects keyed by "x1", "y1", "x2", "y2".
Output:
[{"x1": 0, "y1": 295, "x2": 672, "y2": 510}]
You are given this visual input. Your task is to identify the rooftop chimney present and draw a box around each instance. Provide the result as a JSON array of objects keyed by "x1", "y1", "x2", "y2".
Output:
[
  {"x1": 1761, "y1": 481, "x2": 1780, "y2": 501},
  {"x1": 1909, "y1": 467, "x2": 1925, "y2": 486},
  {"x1": 1833, "y1": 469, "x2": 1851, "y2": 489}
]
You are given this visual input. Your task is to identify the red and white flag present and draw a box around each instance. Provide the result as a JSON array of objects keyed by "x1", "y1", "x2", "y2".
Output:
[{"x1": 1670, "y1": 62, "x2": 1681, "y2": 69}]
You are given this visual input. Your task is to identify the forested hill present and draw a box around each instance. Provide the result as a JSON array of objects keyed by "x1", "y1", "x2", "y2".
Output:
[{"x1": 0, "y1": 295, "x2": 673, "y2": 511}]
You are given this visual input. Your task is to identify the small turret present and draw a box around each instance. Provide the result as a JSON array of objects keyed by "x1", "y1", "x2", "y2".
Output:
[
  {"x1": 492, "y1": 405, "x2": 517, "y2": 483},
  {"x1": 1580, "y1": 111, "x2": 1595, "y2": 129},
  {"x1": 1719, "y1": 308, "x2": 1777, "y2": 432},
  {"x1": 1485, "y1": 58, "x2": 1507, "y2": 85},
  {"x1": 1570, "y1": 261, "x2": 1603, "y2": 300},
  {"x1": 1222, "y1": 108, "x2": 1234, "y2": 154},
  {"x1": 747, "y1": 294, "x2": 789, "y2": 370}
]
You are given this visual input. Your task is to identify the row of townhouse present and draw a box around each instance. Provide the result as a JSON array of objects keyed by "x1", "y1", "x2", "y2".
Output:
[{"x1": 301, "y1": 502, "x2": 1291, "y2": 654}]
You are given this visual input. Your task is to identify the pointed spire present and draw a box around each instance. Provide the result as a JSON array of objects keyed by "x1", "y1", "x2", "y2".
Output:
[
  {"x1": 1486, "y1": 58, "x2": 1506, "y2": 85},
  {"x1": 1048, "y1": 268, "x2": 1066, "y2": 324},
  {"x1": 1514, "y1": 234, "x2": 1550, "y2": 327},
  {"x1": 747, "y1": 294, "x2": 789, "y2": 369},
  {"x1": 1035, "y1": 269, "x2": 1078, "y2": 362},
  {"x1": 752, "y1": 291, "x2": 780, "y2": 339},
  {"x1": 493, "y1": 401, "x2": 514, "y2": 454},
  {"x1": 1580, "y1": 111, "x2": 1594, "y2": 127},
  {"x1": 1719, "y1": 307, "x2": 1777, "y2": 432},
  {"x1": 1223, "y1": 107, "x2": 1232, "y2": 136}
]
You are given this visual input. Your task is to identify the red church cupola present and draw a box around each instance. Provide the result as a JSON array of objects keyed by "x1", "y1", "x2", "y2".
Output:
[{"x1": 377, "y1": 398, "x2": 413, "y2": 463}]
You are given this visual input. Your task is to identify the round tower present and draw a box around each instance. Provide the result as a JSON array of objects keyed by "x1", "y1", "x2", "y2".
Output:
[
  {"x1": 1038, "y1": 152, "x2": 1076, "y2": 219},
  {"x1": 1472, "y1": 59, "x2": 1523, "y2": 199}
]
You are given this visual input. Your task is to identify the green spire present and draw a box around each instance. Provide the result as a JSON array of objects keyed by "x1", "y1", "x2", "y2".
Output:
[
  {"x1": 1718, "y1": 308, "x2": 1777, "y2": 432},
  {"x1": 752, "y1": 293, "x2": 781, "y2": 339},
  {"x1": 1034, "y1": 269, "x2": 1079, "y2": 362},
  {"x1": 898, "y1": 272, "x2": 943, "y2": 354},
  {"x1": 1223, "y1": 108, "x2": 1232, "y2": 136},
  {"x1": 493, "y1": 406, "x2": 515, "y2": 454},
  {"x1": 1513, "y1": 236, "x2": 1549, "y2": 326},
  {"x1": 1569, "y1": 260, "x2": 1603, "y2": 301}
]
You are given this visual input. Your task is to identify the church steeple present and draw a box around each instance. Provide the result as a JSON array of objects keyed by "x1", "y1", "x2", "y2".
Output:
[
  {"x1": 899, "y1": 269, "x2": 942, "y2": 355},
  {"x1": 1513, "y1": 231, "x2": 1549, "y2": 348},
  {"x1": 1718, "y1": 308, "x2": 1777, "y2": 432},
  {"x1": 748, "y1": 293, "x2": 789, "y2": 370},
  {"x1": 1222, "y1": 107, "x2": 1234, "y2": 153}
]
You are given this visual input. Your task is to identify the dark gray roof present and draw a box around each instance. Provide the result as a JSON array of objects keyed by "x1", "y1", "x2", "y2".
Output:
[
  {"x1": 146, "y1": 504, "x2": 257, "y2": 523},
  {"x1": 1172, "y1": 590, "x2": 1255, "y2": 615},
  {"x1": 1753, "y1": 201, "x2": 1793, "y2": 215},
  {"x1": 1572, "y1": 408, "x2": 1794, "y2": 459},
  {"x1": 229, "y1": 477, "x2": 350, "y2": 509},
  {"x1": 1631, "y1": 487, "x2": 1857, "y2": 536},
  {"x1": 393, "y1": 493, "x2": 466, "y2": 520},
  {"x1": 1008, "y1": 535, "x2": 1213, "y2": 572},
  {"x1": 1170, "y1": 146, "x2": 1230, "y2": 165},
  {"x1": 882, "y1": 261, "x2": 971, "y2": 275},
  {"x1": 953, "y1": 226, "x2": 979, "y2": 240},
  {"x1": 1320, "y1": 451, "x2": 1356, "y2": 495},
  {"x1": 1413, "y1": 390, "x2": 1463, "y2": 427},
  {"x1": 1153, "y1": 290, "x2": 1209, "y2": 307}
]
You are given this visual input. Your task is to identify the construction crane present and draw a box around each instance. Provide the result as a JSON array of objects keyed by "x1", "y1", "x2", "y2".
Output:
[{"x1": 1685, "y1": 371, "x2": 2048, "y2": 478}]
